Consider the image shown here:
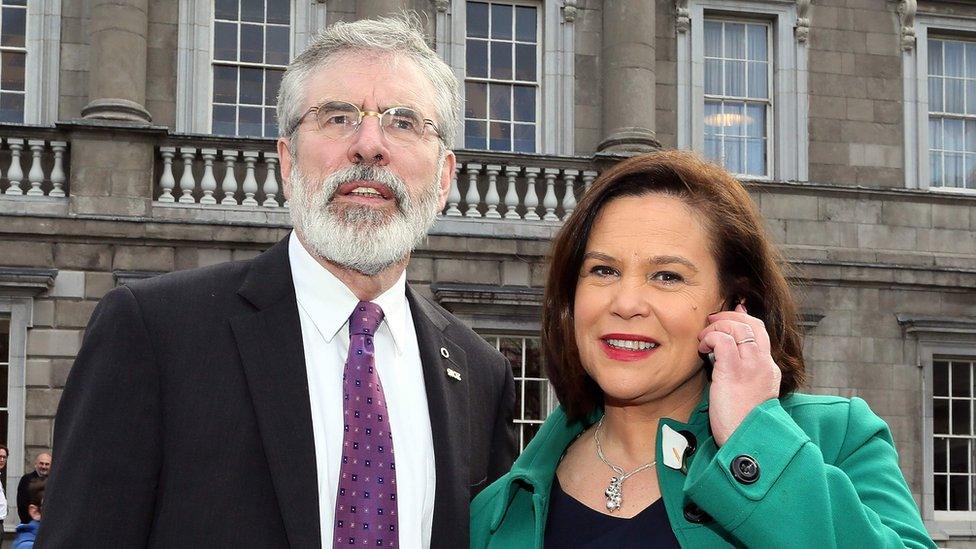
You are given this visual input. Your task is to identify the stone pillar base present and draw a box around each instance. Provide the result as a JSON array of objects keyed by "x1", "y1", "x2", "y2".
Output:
[
  {"x1": 81, "y1": 98, "x2": 152, "y2": 124},
  {"x1": 597, "y1": 127, "x2": 661, "y2": 154}
]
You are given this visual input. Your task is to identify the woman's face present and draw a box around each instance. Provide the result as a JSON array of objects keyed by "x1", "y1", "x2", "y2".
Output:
[{"x1": 573, "y1": 193, "x2": 724, "y2": 407}]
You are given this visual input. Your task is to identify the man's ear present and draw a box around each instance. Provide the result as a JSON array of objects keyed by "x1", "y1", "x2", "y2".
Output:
[
  {"x1": 28, "y1": 503, "x2": 41, "y2": 521},
  {"x1": 438, "y1": 149, "x2": 456, "y2": 211},
  {"x1": 277, "y1": 137, "x2": 294, "y2": 201}
]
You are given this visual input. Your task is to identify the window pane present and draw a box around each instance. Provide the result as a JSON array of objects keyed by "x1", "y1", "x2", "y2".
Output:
[
  {"x1": 968, "y1": 43, "x2": 976, "y2": 78},
  {"x1": 705, "y1": 136, "x2": 720, "y2": 162},
  {"x1": 525, "y1": 338, "x2": 541, "y2": 378},
  {"x1": 514, "y1": 124, "x2": 535, "y2": 153},
  {"x1": 704, "y1": 20, "x2": 722, "y2": 57},
  {"x1": 746, "y1": 138, "x2": 766, "y2": 176},
  {"x1": 747, "y1": 62, "x2": 768, "y2": 99},
  {"x1": 465, "y1": 81, "x2": 487, "y2": 118},
  {"x1": 489, "y1": 121, "x2": 511, "y2": 151},
  {"x1": 1, "y1": 51, "x2": 25, "y2": 91},
  {"x1": 467, "y1": 2, "x2": 489, "y2": 39},
  {"x1": 515, "y1": 6, "x2": 536, "y2": 42},
  {"x1": 515, "y1": 44, "x2": 536, "y2": 81},
  {"x1": 935, "y1": 437, "x2": 948, "y2": 472},
  {"x1": 491, "y1": 3, "x2": 513, "y2": 40},
  {"x1": 466, "y1": 40, "x2": 488, "y2": 78},
  {"x1": 946, "y1": 41, "x2": 964, "y2": 78},
  {"x1": 522, "y1": 380, "x2": 546, "y2": 419},
  {"x1": 0, "y1": 6, "x2": 25, "y2": 48},
  {"x1": 241, "y1": 0, "x2": 264, "y2": 22},
  {"x1": 929, "y1": 77, "x2": 944, "y2": 112},
  {"x1": 950, "y1": 475, "x2": 969, "y2": 510},
  {"x1": 929, "y1": 39, "x2": 944, "y2": 76},
  {"x1": 946, "y1": 79, "x2": 965, "y2": 114},
  {"x1": 490, "y1": 42, "x2": 512, "y2": 80},
  {"x1": 953, "y1": 361, "x2": 971, "y2": 396},
  {"x1": 967, "y1": 120, "x2": 976, "y2": 152},
  {"x1": 952, "y1": 399, "x2": 971, "y2": 435},
  {"x1": 240, "y1": 24, "x2": 264, "y2": 63},
  {"x1": 726, "y1": 60, "x2": 746, "y2": 97},
  {"x1": 264, "y1": 69, "x2": 282, "y2": 106},
  {"x1": 489, "y1": 83, "x2": 511, "y2": 120},
  {"x1": 747, "y1": 24, "x2": 767, "y2": 61},
  {"x1": 724, "y1": 137, "x2": 743, "y2": 174},
  {"x1": 946, "y1": 118, "x2": 964, "y2": 151},
  {"x1": 930, "y1": 117, "x2": 944, "y2": 150},
  {"x1": 946, "y1": 153, "x2": 964, "y2": 187},
  {"x1": 704, "y1": 59, "x2": 722, "y2": 95},
  {"x1": 213, "y1": 104, "x2": 236, "y2": 135},
  {"x1": 513, "y1": 85, "x2": 535, "y2": 122},
  {"x1": 930, "y1": 151, "x2": 943, "y2": 186},
  {"x1": 724, "y1": 23, "x2": 745, "y2": 59},
  {"x1": 0, "y1": 92, "x2": 23, "y2": 123},
  {"x1": 745, "y1": 103, "x2": 765, "y2": 137},
  {"x1": 215, "y1": 0, "x2": 238, "y2": 20},
  {"x1": 465, "y1": 120, "x2": 487, "y2": 149},
  {"x1": 239, "y1": 67, "x2": 263, "y2": 104},
  {"x1": 213, "y1": 65, "x2": 238, "y2": 103},
  {"x1": 949, "y1": 438, "x2": 969, "y2": 472},
  {"x1": 934, "y1": 398, "x2": 949, "y2": 433},
  {"x1": 239, "y1": 105, "x2": 262, "y2": 137},
  {"x1": 969, "y1": 81, "x2": 976, "y2": 115},
  {"x1": 267, "y1": 0, "x2": 289, "y2": 24},
  {"x1": 936, "y1": 474, "x2": 948, "y2": 510},
  {"x1": 704, "y1": 100, "x2": 722, "y2": 135},
  {"x1": 264, "y1": 107, "x2": 278, "y2": 137},
  {"x1": 968, "y1": 155, "x2": 976, "y2": 189},
  {"x1": 265, "y1": 25, "x2": 289, "y2": 65},
  {"x1": 214, "y1": 22, "x2": 238, "y2": 61}
]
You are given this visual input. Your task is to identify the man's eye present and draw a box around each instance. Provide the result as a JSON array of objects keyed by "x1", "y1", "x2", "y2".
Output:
[
  {"x1": 389, "y1": 117, "x2": 418, "y2": 131},
  {"x1": 323, "y1": 114, "x2": 352, "y2": 125}
]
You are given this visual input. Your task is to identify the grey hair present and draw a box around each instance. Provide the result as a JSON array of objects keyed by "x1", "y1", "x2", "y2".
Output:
[{"x1": 277, "y1": 14, "x2": 461, "y2": 149}]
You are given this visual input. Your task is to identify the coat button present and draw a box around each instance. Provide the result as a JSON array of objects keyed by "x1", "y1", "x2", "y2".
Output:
[
  {"x1": 683, "y1": 502, "x2": 711, "y2": 524},
  {"x1": 730, "y1": 454, "x2": 760, "y2": 484}
]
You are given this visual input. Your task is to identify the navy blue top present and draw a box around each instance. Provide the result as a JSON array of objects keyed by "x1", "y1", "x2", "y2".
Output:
[{"x1": 544, "y1": 475, "x2": 680, "y2": 548}]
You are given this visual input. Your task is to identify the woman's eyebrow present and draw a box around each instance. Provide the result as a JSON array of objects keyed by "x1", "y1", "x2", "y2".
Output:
[{"x1": 648, "y1": 255, "x2": 699, "y2": 273}]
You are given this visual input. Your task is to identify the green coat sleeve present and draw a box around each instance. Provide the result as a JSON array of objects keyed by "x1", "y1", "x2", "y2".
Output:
[{"x1": 683, "y1": 398, "x2": 934, "y2": 548}]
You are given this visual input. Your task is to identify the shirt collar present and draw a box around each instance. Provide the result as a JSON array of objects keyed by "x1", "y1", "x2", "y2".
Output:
[{"x1": 288, "y1": 232, "x2": 410, "y2": 355}]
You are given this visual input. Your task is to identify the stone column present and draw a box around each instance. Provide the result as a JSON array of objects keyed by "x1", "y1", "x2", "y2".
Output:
[
  {"x1": 356, "y1": 0, "x2": 408, "y2": 19},
  {"x1": 598, "y1": 0, "x2": 659, "y2": 153},
  {"x1": 81, "y1": 0, "x2": 151, "y2": 123}
]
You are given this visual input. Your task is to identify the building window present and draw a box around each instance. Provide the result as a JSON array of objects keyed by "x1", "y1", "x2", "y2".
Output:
[
  {"x1": 211, "y1": 0, "x2": 289, "y2": 138},
  {"x1": 677, "y1": 0, "x2": 807, "y2": 181},
  {"x1": 703, "y1": 19, "x2": 770, "y2": 177},
  {"x1": 463, "y1": 1, "x2": 539, "y2": 152},
  {"x1": 0, "y1": 0, "x2": 26, "y2": 124},
  {"x1": 927, "y1": 38, "x2": 976, "y2": 190},
  {"x1": 483, "y1": 334, "x2": 553, "y2": 451},
  {"x1": 932, "y1": 357, "x2": 976, "y2": 513},
  {"x1": 176, "y1": 0, "x2": 326, "y2": 136}
]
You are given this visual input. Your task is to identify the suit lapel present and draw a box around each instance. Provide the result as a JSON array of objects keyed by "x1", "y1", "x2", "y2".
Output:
[
  {"x1": 408, "y1": 287, "x2": 472, "y2": 547},
  {"x1": 230, "y1": 237, "x2": 321, "y2": 548}
]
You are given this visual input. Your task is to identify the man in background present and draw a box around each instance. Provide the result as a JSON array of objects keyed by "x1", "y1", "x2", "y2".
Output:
[{"x1": 16, "y1": 454, "x2": 48, "y2": 525}]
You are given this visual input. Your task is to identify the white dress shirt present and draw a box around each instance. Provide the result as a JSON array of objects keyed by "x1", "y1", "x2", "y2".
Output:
[{"x1": 289, "y1": 233, "x2": 436, "y2": 548}]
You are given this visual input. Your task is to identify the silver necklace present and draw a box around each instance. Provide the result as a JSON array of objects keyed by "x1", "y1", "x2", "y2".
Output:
[{"x1": 594, "y1": 416, "x2": 657, "y2": 512}]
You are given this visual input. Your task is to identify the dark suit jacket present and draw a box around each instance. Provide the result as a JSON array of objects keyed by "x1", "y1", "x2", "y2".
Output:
[{"x1": 38, "y1": 236, "x2": 516, "y2": 548}]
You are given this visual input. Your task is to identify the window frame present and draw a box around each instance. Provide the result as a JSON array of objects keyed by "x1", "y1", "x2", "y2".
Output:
[
  {"x1": 908, "y1": 15, "x2": 976, "y2": 194},
  {"x1": 176, "y1": 0, "x2": 327, "y2": 136},
  {"x1": 438, "y1": 0, "x2": 575, "y2": 155},
  {"x1": 677, "y1": 0, "x2": 808, "y2": 182},
  {"x1": 0, "y1": 296, "x2": 31, "y2": 534},
  {"x1": 3, "y1": 0, "x2": 61, "y2": 125}
]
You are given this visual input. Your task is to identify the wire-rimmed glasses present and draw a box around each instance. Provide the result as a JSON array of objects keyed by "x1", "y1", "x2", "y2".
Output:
[{"x1": 294, "y1": 100, "x2": 442, "y2": 144}]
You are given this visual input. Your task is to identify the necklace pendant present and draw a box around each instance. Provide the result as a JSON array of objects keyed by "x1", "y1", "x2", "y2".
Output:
[{"x1": 604, "y1": 476, "x2": 623, "y2": 512}]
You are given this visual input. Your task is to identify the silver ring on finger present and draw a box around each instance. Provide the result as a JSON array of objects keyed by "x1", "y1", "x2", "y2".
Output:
[{"x1": 735, "y1": 337, "x2": 756, "y2": 345}]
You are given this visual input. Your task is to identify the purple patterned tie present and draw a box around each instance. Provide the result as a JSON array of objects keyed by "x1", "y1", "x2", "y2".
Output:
[{"x1": 334, "y1": 301, "x2": 398, "y2": 548}]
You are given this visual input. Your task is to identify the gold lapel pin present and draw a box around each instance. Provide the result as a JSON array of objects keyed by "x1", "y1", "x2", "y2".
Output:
[{"x1": 446, "y1": 368, "x2": 462, "y2": 381}]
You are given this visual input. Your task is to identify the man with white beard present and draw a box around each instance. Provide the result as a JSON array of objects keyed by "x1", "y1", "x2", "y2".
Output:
[{"x1": 39, "y1": 16, "x2": 516, "y2": 549}]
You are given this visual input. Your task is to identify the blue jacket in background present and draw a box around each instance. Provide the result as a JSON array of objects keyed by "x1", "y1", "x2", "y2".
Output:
[{"x1": 14, "y1": 520, "x2": 39, "y2": 549}]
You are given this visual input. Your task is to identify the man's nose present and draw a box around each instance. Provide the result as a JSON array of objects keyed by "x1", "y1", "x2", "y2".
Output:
[{"x1": 346, "y1": 115, "x2": 391, "y2": 166}]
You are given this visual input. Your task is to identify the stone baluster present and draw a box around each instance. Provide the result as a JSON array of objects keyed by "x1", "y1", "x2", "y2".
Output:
[
  {"x1": 220, "y1": 150, "x2": 240, "y2": 205},
  {"x1": 542, "y1": 168, "x2": 559, "y2": 221},
  {"x1": 262, "y1": 153, "x2": 279, "y2": 207},
  {"x1": 49, "y1": 141, "x2": 67, "y2": 197},
  {"x1": 523, "y1": 167, "x2": 541, "y2": 220},
  {"x1": 484, "y1": 164, "x2": 502, "y2": 218},
  {"x1": 582, "y1": 170, "x2": 598, "y2": 193},
  {"x1": 445, "y1": 164, "x2": 462, "y2": 216},
  {"x1": 241, "y1": 151, "x2": 259, "y2": 206},
  {"x1": 464, "y1": 163, "x2": 482, "y2": 217},
  {"x1": 4, "y1": 139, "x2": 24, "y2": 195},
  {"x1": 562, "y1": 169, "x2": 579, "y2": 218},
  {"x1": 503, "y1": 165, "x2": 521, "y2": 219},
  {"x1": 158, "y1": 146, "x2": 177, "y2": 202},
  {"x1": 178, "y1": 147, "x2": 197, "y2": 203},
  {"x1": 26, "y1": 140, "x2": 45, "y2": 196},
  {"x1": 200, "y1": 148, "x2": 218, "y2": 204}
]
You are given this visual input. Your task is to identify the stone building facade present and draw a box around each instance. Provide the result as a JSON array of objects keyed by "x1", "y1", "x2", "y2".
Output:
[{"x1": 0, "y1": 0, "x2": 974, "y2": 544}]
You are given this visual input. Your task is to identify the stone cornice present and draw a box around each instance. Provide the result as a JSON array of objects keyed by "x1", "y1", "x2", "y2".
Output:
[
  {"x1": 897, "y1": 314, "x2": 976, "y2": 335},
  {"x1": 0, "y1": 267, "x2": 57, "y2": 296}
]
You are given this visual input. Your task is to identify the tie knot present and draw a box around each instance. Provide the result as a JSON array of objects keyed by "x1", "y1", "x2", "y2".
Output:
[{"x1": 349, "y1": 301, "x2": 384, "y2": 337}]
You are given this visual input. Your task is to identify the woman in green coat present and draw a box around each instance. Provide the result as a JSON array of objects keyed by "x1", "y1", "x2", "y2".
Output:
[{"x1": 470, "y1": 151, "x2": 934, "y2": 548}]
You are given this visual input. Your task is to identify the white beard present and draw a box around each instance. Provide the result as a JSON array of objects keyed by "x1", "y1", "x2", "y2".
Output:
[{"x1": 287, "y1": 160, "x2": 444, "y2": 276}]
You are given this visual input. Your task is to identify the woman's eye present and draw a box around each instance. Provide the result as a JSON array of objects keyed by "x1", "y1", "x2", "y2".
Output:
[
  {"x1": 651, "y1": 271, "x2": 684, "y2": 284},
  {"x1": 589, "y1": 265, "x2": 617, "y2": 277}
]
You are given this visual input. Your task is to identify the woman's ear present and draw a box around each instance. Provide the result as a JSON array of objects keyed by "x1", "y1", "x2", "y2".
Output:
[{"x1": 28, "y1": 503, "x2": 41, "y2": 521}]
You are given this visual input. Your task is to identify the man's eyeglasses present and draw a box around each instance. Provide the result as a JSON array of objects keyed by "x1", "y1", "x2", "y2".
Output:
[{"x1": 294, "y1": 100, "x2": 442, "y2": 144}]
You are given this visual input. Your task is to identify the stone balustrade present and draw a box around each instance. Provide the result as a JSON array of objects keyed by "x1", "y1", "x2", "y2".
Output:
[
  {"x1": 154, "y1": 138, "x2": 598, "y2": 223},
  {"x1": 0, "y1": 133, "x2": 69, "y2": 198}
]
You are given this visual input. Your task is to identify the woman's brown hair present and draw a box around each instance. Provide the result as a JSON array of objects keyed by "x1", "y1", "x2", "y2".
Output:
[{"x1": 543, "y1": 150, "x2": 806, "y2": 421}]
